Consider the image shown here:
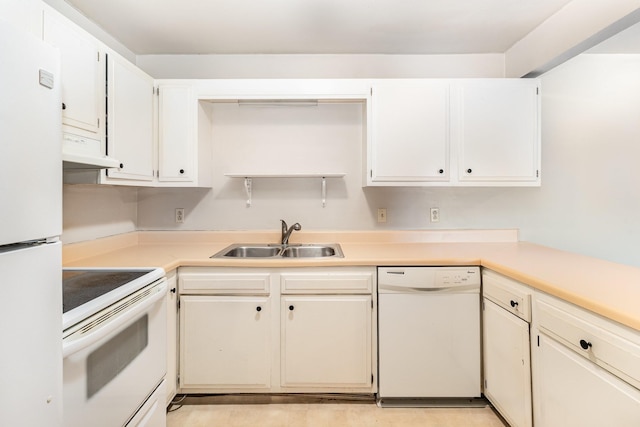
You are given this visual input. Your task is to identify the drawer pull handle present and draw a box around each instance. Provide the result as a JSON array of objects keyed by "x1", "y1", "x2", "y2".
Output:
[
  {"x1": 289, "y1": 305, "x2": 295, "y2": 311},
  {"x1": 510, "y1": 300, "x2": 518, "y2": 308},
  {"x1": 170, "y1": 288, "x2": 176, "y2": 294},
  {"x1": 579, "y1": 339, "x2": 592, "y2": 350},
  {"x1": 256, "y1": 306, "x2": 262, "y2": 312}
]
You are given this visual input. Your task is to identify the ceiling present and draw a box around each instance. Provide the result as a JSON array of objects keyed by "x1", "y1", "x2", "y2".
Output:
[{"x1": 63, "y1": 0, "x2": 576, "y2": 55}]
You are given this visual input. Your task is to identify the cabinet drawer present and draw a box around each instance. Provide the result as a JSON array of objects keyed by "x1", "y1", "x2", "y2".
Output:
[
  {"x1": 179, "y1": 268, "x2": 270, "y2": 294},
  {"x1": 483, "y1": 270, "x2": 531, "y2": 322},
  {"x1": 536, "y1": 295, "x2": 640, "y2": 390},
  {"x1": 281, "y1": 269, "x2": 374, "y2": 294}
]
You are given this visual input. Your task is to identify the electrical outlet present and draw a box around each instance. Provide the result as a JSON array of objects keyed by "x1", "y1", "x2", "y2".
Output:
[
  {"x1": 377, "y1": 208, "x2": 387, "y2": 223},
  {"x1": 175, "y1": 208, "x2": 185, "y2": 223},
  {"x1": 430, "y1": 207, "x2": 440, "y2": 223}
]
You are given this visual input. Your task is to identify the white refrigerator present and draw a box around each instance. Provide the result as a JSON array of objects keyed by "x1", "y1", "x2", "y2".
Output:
[{"x1": 0, "y1": 18, "x2": 63, "y2": 427}]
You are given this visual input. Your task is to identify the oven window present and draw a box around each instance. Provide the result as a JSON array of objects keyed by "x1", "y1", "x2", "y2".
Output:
[{"x1": 86, "y1": 315, "x2": 149, "y2": 399}]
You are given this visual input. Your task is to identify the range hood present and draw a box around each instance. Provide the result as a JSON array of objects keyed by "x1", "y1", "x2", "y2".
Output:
[{"x1": 62, "y1": 133, "x2": 119, "y2": 170}]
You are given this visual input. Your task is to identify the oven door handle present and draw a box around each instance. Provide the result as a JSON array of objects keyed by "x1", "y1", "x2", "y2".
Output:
[{"x1": 63, "y1": 281, "x2": 167, "y2": 359}]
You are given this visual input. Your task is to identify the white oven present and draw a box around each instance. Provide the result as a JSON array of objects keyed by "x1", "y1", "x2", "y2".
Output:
[{"x1": 62, "y1": 272, "x2": 167, "y2": 427}]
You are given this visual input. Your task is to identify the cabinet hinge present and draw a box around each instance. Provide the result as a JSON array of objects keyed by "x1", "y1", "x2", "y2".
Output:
[
  {"x1": 370, "y1": 170, "x2": 373, "y2": 178},
  {"x1": 484, "y1": 379, "x2": 487, "y2": 389},
  {"x1": 537, "y1": 335, "x2": 540, "y2": 347},
  {"x1": 536, "y1": 87, "x2": 539, "y2": 95},
  {"x1": 482, "y1": 300, "x2": 485, "y2": 311},
  {"x1": 97, "y1": 51, "x2": 100, "y2": 62},
  {"x1": 370, "y1": 87, "x2": 373, "y2": 96},
  {"x1": 178, "y1": 299, "x2": 181, "y2": 309},
  {"x1": 536, "y1": 170, "x2": 539, "y2": 178},
  {"x1": 97, "y1": 118, "x2": 100, "y2": 127},
  {"x1": 371, "y1": 374, "x2": 374, "y2": 384},
  {"x1": 371, "y1": 300, "x2": 373, "y2": 309}
]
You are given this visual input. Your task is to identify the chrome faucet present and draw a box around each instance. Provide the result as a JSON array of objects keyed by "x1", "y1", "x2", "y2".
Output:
[{"x1": 280, "y1": 219, "x2": 302, "y2": 245}]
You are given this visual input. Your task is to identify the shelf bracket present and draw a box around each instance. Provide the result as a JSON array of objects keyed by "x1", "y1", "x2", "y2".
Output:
[
  {"x1": 244, "y1": 177, "x2": 252, "y2": 207},
  {"x1": 321, "y1": 177, "x2": 327, "y2": 207}
]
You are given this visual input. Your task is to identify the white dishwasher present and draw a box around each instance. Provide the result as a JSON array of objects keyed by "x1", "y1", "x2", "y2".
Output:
[{"x1": 378, "y1": 266, "x2": 482, "y2": 406}]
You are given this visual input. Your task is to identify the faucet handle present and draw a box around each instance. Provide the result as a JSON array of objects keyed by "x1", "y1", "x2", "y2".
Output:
[{"x1": 280, "y1": 219, "x2": 288, "y2": 232}]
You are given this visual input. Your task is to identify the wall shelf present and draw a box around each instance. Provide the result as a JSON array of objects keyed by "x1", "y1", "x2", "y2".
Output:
[{"x1": 225, "y1": 173, "x2": 346, "y2": 207}]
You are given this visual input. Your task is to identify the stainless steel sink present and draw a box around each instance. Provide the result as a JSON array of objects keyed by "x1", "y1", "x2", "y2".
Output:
[
  {"x1": 211, "y1": 243, "x2": 343, "y2": 259},
  {"x1": 281, "y1": 245, "x2": 339, "y2": 258},
  {"x1": 220, "y1": 245, "x2": 282, "y2": 258}
]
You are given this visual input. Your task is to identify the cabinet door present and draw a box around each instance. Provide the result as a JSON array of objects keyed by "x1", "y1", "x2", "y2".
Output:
[
  {"x1": 483, "y1": 299, "x2": 532, "y2": 427},
  {"x1": 105, "y1": 53, "x2": 154, "y2": 182},
  {"x1": 158, "y1": 85, "x2": 196, "y2": 183},
  {"x1": 179, "y1": 296, "x2": 271, "y2": 390},
  {"x1": 456, "y1": 80, "x2": 540, "y2": 184},
  {"x1": 165, "y1": 273, "x2": 177, "y2": 406},
  {"x1": 281, "y1": 295, "x2": 372, "y2": 389},
  {"x1": 534, "y1": 333, "x2": 640, "y2": 427},
  {"x1": 43, "y1": 9, "x2": 102, "y2": 134},
  {"x1": 370, "y1": 80, "x2": 449, "y2": 184}
]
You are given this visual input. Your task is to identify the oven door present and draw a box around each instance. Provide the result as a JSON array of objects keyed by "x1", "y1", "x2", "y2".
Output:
[{"x1": 63, "y1": 279, "x2": 167, "y2": 427}]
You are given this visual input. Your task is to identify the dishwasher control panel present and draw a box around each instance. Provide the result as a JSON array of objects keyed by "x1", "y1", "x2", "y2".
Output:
[
  {"x1": 378, "y1": 266, "x2": 480, "y2": 291},
  {"x1": 435, "y1": 269, "x2": 479, "y2": 285}
]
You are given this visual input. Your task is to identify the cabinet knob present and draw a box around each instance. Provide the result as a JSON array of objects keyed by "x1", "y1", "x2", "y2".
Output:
[
  {"x1": 62, "y1": 102, "x2": 66, "y2": 110},
  {"x1": 256, "y1": 306, "x2": 262, "y2": 312},
  {"x1": 170, "y1": 288, "x2": 176, "y2": 294},
  {"x1": 438, "y1": 169, "x2": 444, "y2": 174},
  {"x1": 289, "y1": 305, "x2": 295, "y2": 311},
  {"x1": 179, "y1": 169, "x2": 185, "y2": 174},
  {"x1": 119, "y1": 163, "x2": 124, "y2": 169},
  {"x1": 467, "y1": 168, "x2": 473, "y2": 174},
  {"x1": 510, "y1": 300, "x2": 518, "y2": 308},
  {"x1": 579, "y1": 339, "x2": 592, "y2": 350}
]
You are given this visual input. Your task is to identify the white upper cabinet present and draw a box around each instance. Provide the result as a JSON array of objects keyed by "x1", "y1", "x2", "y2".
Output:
[
  {"x1": 43, "y1": 8, "x2": 103, "y2": 136},
  {"x1": 158, "y1": 85, "x2": 196, "y2": 182},
  {"x1": 104, "y1": 52, "x2": 155, "y2": 182},
  {"x1": 369, "y1": 80, "x2": 450, "y2": 184},
  {"x1": 366, "y1": 78, "x2": 540, "y2": 187},
  {"x1": 454, "y1": 79, "x2": 540, "y2": 185}
]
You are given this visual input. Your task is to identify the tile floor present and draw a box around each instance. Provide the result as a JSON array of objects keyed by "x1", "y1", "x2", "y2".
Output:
[{"x1": 166, "y1": 396, "x2": 508, "y2": 427}]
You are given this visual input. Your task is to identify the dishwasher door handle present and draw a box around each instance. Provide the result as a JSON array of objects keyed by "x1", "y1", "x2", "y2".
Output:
[{"x1": 378, "y1": 283, "x2": 479, "y2": 293}]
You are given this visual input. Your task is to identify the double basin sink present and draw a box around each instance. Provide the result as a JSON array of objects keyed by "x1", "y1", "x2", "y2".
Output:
[{"x1": 211, "y1": 243, "x2": 344, "y2": 259}]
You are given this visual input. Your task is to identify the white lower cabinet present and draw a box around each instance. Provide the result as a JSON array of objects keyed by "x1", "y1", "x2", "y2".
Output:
[
  {"x1": 532, "y1": 292, "x2": 640, "y2": 427},
  {"x1": 482, "y1": 270, "x2": 532, "y2": 427},
  {"x1": 179, "y1": 295, "x2": 271, "y2": 391},
  {"x1": 535, "y1": 333, "x2": 640, "y2": 427},
  {"x1": 281, "y1": 295, "x2": 372, "y2": 389},
  {"x1": 483, "y1": 299, "x2": 532, "y2": 427},
  {"x1": 177, "y1": 267, "x2": 376, "y2": 394}
]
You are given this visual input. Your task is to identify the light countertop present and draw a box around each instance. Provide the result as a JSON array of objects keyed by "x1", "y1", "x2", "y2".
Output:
[{"x1": 62, "y1": 230, "x2": 640, "y2": 332}]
